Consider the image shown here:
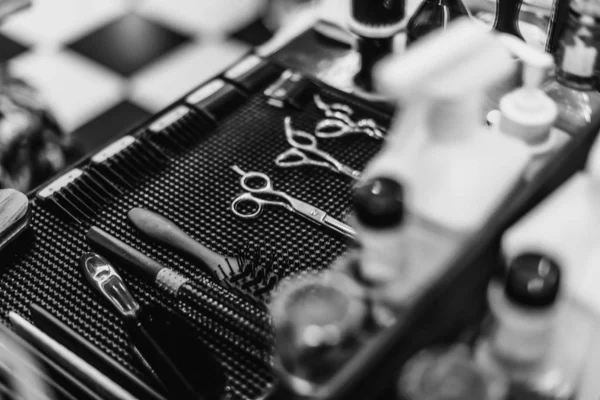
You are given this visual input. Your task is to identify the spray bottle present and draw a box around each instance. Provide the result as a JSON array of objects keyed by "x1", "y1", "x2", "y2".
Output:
[{"x1": 363, "y1": 18, "x2": 531, "y2": 235}]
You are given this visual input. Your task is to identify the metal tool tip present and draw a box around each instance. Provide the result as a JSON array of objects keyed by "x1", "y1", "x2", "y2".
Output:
[{"x1": 231, "y1": 165, "x2": 246, "y2": 176}]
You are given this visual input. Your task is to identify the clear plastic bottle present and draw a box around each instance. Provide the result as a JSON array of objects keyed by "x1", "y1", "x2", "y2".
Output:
[{"x1": 544, "y1": 0, "x2": 600, "y2": 135}]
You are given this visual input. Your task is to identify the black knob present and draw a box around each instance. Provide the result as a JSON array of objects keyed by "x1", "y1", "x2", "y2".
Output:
[
  {"x1": 353, "y1": 177, "x2": 404, "y2": 229},
  {"x1": 504, "y1": 253, "x2": 561, "y2": 308}
]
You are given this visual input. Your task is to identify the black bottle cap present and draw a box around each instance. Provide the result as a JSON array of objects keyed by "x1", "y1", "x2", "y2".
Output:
[
  {"x1": 504, "y1": 253, "x2": 561, "y2": 309},
  {"x1": 353, "y1": 177, "x2": 404, "y2": 229}
]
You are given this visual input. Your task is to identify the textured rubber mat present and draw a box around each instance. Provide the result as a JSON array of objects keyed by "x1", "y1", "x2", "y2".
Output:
[{"x1": 0, "y1": 82, "x2": 390, "y2": 399}]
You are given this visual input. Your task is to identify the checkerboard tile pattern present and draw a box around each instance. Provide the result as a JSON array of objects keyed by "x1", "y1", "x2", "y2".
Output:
[{"x1": 0, "y1": 0, "x2": 269, "y2": 155}]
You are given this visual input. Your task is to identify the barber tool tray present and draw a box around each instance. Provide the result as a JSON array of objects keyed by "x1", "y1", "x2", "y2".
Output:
[{"x1": 0, "y1": 54, "x2": 390, "y2": 399}]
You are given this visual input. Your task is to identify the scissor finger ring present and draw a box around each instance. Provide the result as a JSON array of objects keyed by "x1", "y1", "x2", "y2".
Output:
[
  {"x1": 315, "y1": 119, "x2": 352, "y2": 138},
  {"x1": 232, "y1": 193, "x2": 263, "y2": 219}
]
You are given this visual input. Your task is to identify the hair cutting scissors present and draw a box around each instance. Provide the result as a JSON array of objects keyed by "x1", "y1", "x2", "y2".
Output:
[
  {"x1": 313, "y1": 95, "x2": 386, "y2": 140},
  {"x1": 275, "y1": 117, "x2": 362, "y2": 180},
  {"x1": 230, "y1": 165, "x2": 356, "y2": 240}
]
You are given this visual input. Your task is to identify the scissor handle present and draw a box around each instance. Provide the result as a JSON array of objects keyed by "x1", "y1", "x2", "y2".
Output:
[
  {"x1": 231, "y1": 193, "x2": 265, "y2": 219},
  {"x1": 314, "y1": 119, "x2": 352, "y2": 139},
  {"x1": 284, "y1": 117, "x2": 318, "y2": 150},
  {"x1": 275, "y1": 148, "x2": 309, "y2": 167},
  {"x1": 356, "y1": 119, "x2": 386, "y2": 139},
  {"x1": 238, "y1": 171, "x2": 273, "y2": 194},
  {"x1": 314, "y1": 94, "x2": 354, "y2": 116}
]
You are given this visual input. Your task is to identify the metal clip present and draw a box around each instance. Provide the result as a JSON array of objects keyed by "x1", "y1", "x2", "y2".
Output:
[{"x1": 264, "y1": 70, "x2": 314, "y2": 109}]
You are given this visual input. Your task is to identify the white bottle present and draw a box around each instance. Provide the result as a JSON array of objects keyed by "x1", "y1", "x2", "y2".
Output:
[
  {"x1": 496, "y1": 35, "x2": 571, "y2": 182},
  {"x1": 475, "y1": 254, "x2": 576, "y2": 399},
  {"x1": 364, "y1": 18, "x2": 531, "y2": 235},
  {"x1": 502, "y1": 135, "x2": 600, "y2": 398},
  {"x1": 350, "y1": 177, "x2": 464, "y2": 315}
]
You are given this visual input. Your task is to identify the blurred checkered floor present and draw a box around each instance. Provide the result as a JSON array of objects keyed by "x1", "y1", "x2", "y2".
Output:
[{"x1": 0, "y1": 0, "x2": 272, "y2": 154}]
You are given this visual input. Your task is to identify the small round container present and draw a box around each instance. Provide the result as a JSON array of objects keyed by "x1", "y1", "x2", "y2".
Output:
[
  {"x1": 399, "y1": 344, "x2": 508, "y2": 400},
  {"x1": 270, "y1": 271, "x2": 369, "y2": 396}
]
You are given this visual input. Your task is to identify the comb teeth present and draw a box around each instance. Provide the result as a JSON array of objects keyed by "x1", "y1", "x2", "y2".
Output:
[
  {"x1": 220, "y1": 247, "x2": 284, "y2": 304},
  {"x1": 148, "y1": 106, "x2": 213, "y2": 151},
  {"x1": 36, "y1": 136, "x2": 167, "y2": 224},
  {"x1": 35, "y1": 105, "x2": 216, "y2": 224}
]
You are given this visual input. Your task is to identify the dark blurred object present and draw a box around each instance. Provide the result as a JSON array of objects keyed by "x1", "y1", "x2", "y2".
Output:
[
  {"x1": 0, "y1": 188, "x2": 29, "y2": 250},
  {"x1": 0, "y1": 67, "x2": 69, "y2": 192},
  {"x1": 0, "y1": 1, "x2": 69, "y2": 192},
  {"x1": 10, "y1": 311, "x2": 134, "y2": 400},
  {"x1": 29, "y1": 303, "x2": 167, "y2": 400},
  {"x1": 349, "y1": 0, "x2": 405, "y2": 94},
  {"x1": 406, "y1": 0, "x2": 470, "y2": 47},
  {"x1": 544, "y1": 0, "x2": 600, "y2": 135},
  {"x1": 0, "y1": 319, "x2": 55, "y2": 400},
  {"x1": 493, "y1": 0, "x2": 525, "y2": 39},
  {"x1": 546, "y1": 0, "x2": 571, "y2": 53}
]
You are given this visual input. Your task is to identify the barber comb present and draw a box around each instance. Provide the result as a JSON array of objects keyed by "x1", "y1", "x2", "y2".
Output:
[{"x1": 35, "y1": 106, "x2": 210, "y2": 225}]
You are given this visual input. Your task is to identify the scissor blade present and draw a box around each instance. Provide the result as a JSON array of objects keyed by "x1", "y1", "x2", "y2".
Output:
[
  {"x1": 322, "y1": 215, "x2": 356, "y2": 239},
  {"x1": 289, "y1": 198, "x2": 356, "y2": 240},
  {"x1": 334, "y1": 164, "x2": 361, "y2": 180}
]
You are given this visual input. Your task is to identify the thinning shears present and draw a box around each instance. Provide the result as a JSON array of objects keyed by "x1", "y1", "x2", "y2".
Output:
[
  {"x1": 313, "y1": 95, "x2": 386, "y2": 140},
  {"x1": 230, "y1": 165, "x2": 356, "y2": 240},
  {"x1": 275, "y1": 117, "x2": 362, "y2": 180}
]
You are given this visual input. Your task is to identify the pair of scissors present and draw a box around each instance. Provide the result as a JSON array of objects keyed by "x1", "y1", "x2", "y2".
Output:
[
  {"x1": 313, "y1": 95, "x2": 386, "y2": 140},
  {"x1": 275, "y1": 117, "x2": 362, "y2": 180},
  {"x1": 230, "y1": 165, "x2": 356, "y2": 240}
]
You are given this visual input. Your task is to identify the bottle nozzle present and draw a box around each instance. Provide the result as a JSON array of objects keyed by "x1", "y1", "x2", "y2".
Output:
[{"x1": 499, "y1": 33, "x2": 553, "y2": 91}]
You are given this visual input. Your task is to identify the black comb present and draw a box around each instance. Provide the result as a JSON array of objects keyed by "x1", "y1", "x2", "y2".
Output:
[{"x1": 35, "y1": 107, "x2": 211, "y2": 225}]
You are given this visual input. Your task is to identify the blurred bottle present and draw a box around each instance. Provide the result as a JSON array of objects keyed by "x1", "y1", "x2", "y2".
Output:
[
  {"x1": 493, "y1": 0, "x2": 525, "y2": 39},
  {"x1": 546, "y1": 0, "x2": 571, "y2": 54},
  {"x1": 544, "y1": 0, "x2": 600, "y2": 135},
  {"x1": 475, "y1": 254, "x2": 576, "y2": 399},
  {"x1": 353, "y1": 177, "x2": 406, "y2": 286},
  {"x1": 495, "y1": 35, "x2": 571, "y2": 182},
  {"x1": 270, "y1": 271, "x2": 373, "y2": 397},
  {"x1": 349, "y1": 176, "x2": 463, "y2": 322},
  {"x1": 398, "y1": 344, "x2": 508, "y2": 400},
  {"x1": 482, "y1": 0, "x2": 527, "y2": 114},
  {"x1": 405, "y1": 0, "x2": 471, "y2": 47},
  {"x1": 348, "y1": 0, "x2": 405, "y2": 96}
]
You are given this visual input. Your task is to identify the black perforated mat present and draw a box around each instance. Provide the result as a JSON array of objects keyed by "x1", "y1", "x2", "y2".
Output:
[{"x1": 0, "y1": 82, "x2": 390, "y2": 399}]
